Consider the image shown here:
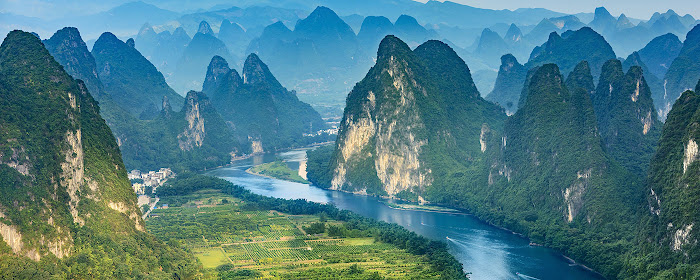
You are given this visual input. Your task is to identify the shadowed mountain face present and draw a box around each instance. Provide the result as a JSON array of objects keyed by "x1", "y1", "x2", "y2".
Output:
[
  {"x1": 357, "y1": 16, "x2": 396, "y2": 49},
  {"x1": 504, "y1": 23, "x2": 524, "y2": 44},
  {"x1": 219, "y1": 19, "x2": 250, "y2": 56},
  {"x1": 0, "y1": 30, "x2": 198, "y2": 278},
  {"x1": 640, "y1": 81, "x2": 700, "y2": 278},
  {"x1": 637, "y1": 33, "x2": 683, "y2": 79},
  {"x1": 618, "y1": 33, "x2": 682, "y2": 113},
  {"x1": 589, "y1": 7, "x2": 618, "y2": 35},
  {"x1": 496, "y1": 63, "x2": 641, "y2": 277},
  {"x1": 592, "y1": 59, "x2": 662, "y2": 176},
  {"x1": 136, "y1": 25, "x2": 191, "y2": 77},
  {"x1": 246, "y1": 6, "x2": 369, "y2": 105},
  {"x1": 92, "y1": 32, "x2": 184, "y2": 119},
  {"x1": 483, "y1": 27, "x2": 617, "y2": 115},
  {"x1": 487, "y1": 54, "x2": 527, "y2": 114},
  {"x1": 623, "y1": 51, "x2": 666, "y2": 114},
  {"x1": 43, "y1": 27, "x2": 106, "y2": 99},
  {"x1": 295, "y1": 6, "x2": 359, "y2": 65},
  {"x1": 170, "y1": 21, "x2": 234, "y2": 94},
  {"x1": 475, "y1": 28, "x2": 510, "y2": 65},
  {"x1": 661, "y1": 24, "x2": 700, "y2": 119},
  {"x1": 526, "y1": 27, "x2": 616, "y2": 79},
  {"x1": 585, "y1": 7, "x2": 695, "y2": 57},
  {"x1": 202, "y1": 54, "x2": 328, "y2": 152}
]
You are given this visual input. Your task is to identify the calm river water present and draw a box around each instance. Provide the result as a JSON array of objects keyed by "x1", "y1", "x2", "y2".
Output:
[{"x1": 205, "y1": 149, "x2": 603, "y2": 280}]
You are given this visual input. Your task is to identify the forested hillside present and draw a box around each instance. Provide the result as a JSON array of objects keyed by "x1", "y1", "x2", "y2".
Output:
[{"x1": 0, "y1": 30, "x2": 198, "y2": 279}]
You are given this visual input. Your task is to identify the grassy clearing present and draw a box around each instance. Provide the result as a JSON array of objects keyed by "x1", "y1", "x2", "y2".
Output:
[{"x1": 194, "y1": 248, "x2": 230, "y2": 269}]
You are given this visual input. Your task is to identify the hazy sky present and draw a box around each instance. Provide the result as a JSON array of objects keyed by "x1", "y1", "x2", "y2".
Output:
[
  {"x1": 2, "y1": 0, "x2": 699, "y2": 20},
  {"x1": 418, "y1": 0, "x2": 700, "y2": 19}
]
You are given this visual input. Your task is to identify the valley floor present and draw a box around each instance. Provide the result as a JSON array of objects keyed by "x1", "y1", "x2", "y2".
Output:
[{"x1": 146, "y1": 189, "x2": 448, "y2": 279}]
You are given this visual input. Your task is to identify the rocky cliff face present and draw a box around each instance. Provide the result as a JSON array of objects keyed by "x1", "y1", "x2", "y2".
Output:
[
  {"x1": 328, "y1": 36, "x2": 505, "y2": 197},
  {"x1": 178, "y1": 91, "x2": 207, "y2": 151},
  {"x1": 330, "y1": 42, "x2": 430, "y2": 194},
  {"x1": 623, "y1": 51, "x2": 666, "y2": 113}
]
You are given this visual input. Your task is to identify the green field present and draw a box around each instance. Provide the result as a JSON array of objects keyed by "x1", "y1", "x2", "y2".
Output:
[
  {"x1": 147, "y1": 190, "x2": 448, "y2": 279},
  {"x1": 248, "y1": 160, "x2": 309, "y2": 184}
]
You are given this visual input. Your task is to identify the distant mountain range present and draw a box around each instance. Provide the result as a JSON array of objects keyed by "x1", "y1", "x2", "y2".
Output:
[
  {"x1": 41, "y1": 26, "x2": 330, "y2": 172},
  {"x1": 202, "y1": 54, "x2": 330, "y2": 152},
  {"x1": 7, "y1": 2, "x2": 698, "y2": 114}
]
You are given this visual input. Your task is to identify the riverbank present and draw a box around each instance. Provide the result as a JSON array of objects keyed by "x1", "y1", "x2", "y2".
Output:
[{"x1": 207, "y1": 149, "x2": 604, "y2": 279}]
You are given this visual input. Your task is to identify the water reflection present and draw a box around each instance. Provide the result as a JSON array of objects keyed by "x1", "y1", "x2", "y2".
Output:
[{"x1": 206, "y1": 149, "x2": 603, "y2": 280}]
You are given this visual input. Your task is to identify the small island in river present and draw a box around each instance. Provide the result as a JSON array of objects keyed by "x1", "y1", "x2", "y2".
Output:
[{"x1": 247, "y1": 160, "x2": 310, "y2": 184}]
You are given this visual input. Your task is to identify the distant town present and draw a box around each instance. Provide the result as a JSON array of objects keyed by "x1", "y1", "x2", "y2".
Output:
[
  {"x1": 303, "y1": 127, "x2": 338, "y2": 137},
  {"x1": 128, "y1": 168, "x2": 175, "y2": 195}
]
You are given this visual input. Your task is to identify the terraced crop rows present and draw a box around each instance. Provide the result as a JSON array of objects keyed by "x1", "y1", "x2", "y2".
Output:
[{"x1": 241, "y1": 243, "x2": 317, "y2": 261}]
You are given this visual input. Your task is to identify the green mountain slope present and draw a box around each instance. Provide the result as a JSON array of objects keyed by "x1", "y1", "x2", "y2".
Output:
[
  {"x1": 114, "y1": 90, "x2": 241, "y2": 172},
  {"x1": 92, "y1": 32, "x2": 184, "y2": 119},
  {"x1": 43, "y1": 27, "x2": 240, "y2": 172},
  {"x1": 623, "y1": 51, "x2": 666, "y2": 114},
  {"x1": 0, "y1": 30, "x2": 197, "y2": 279},
  {"x1": 592, "y1": 59, "x2": 662, "y2": 176},
  {"x1": 489, "y1": 63, "x2": 643, "y2": 278},
  {"x1": 622, "y1": 80, "x2": 700, "y2": 279},
  {"x1": 307, "y1": 57, "x2": 646, "y2": 279}
]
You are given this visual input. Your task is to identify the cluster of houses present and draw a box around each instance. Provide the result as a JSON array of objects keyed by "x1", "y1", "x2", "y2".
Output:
[
  {"x1": 303, "y1": 127, "x2": 339, "y2": 137},
  {"x1": 128, "y1": 168, "x2": 175, "y2": 195}
]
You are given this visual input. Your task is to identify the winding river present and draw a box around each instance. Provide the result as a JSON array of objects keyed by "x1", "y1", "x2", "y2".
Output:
[{"x1": 206, "y1": 148, "x2": 604, "y2": 280}]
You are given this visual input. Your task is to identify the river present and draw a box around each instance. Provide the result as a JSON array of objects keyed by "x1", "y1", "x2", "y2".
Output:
[{"x1": 205, "y1": 148, "x2": 604, "y2": 280}]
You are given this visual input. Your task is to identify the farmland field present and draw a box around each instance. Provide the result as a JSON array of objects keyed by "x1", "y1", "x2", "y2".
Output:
[{"x1": 146, "y1": 189, "x2": 447, "y2": 279}]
